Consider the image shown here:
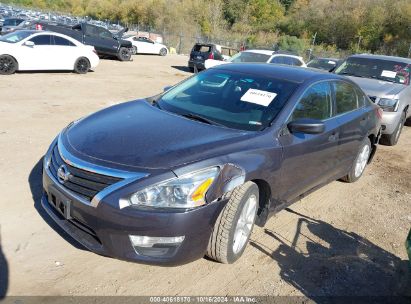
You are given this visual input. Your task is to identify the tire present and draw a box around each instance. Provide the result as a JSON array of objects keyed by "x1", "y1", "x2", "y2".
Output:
[
  {"x1": 380, "y1": 112, "x2": 406, "y2": 146},
  {"x1": 405, "y1": 115, "x2": 411, "y2": 127},
  {"x1": 206, "y1": 181, "x2": 259, "y2": 264},
  {"x1": 117, "y1": 47, "x2": 131, "y2": 61},
  {"x1": 0, "y1": 55, "x2": 18, "y2": 75},
  {"x1": 189, "y1": 67, "x2": 194, "y2": 73},
  {"x1": 131, "y1": 46, "x2": 137, "y2": 55},
  {"x1": 159, "y1": 48, "x2": 167, "y2": 56},
  {"x1": 341, "y1": 137, "x2": 371, "y2": 183},
  {"x1": 73, "y1": 57, "x2": 90, "y2": 74}
]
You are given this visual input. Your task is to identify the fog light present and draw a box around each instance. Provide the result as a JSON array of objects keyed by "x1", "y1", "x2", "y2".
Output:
[
  {"x1": 129, "y1": 235, "x2": 185, "y2": 247},
  {"x1": 129, "y1": 235, "x2": 185, "y2": 258}
]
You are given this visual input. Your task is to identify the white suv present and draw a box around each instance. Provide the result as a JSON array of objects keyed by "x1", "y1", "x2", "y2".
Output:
[{"x1": 205, "y1": 50, "x2": 307, "y2": 69}]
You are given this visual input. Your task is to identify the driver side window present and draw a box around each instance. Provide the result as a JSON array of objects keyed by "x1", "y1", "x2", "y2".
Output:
[{"x1": 291, "y1": 82, "x2": 332, "y2": 121}]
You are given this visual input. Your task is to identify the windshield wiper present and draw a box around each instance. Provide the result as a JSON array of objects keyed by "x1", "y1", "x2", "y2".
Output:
[
  {"x1": 339, "y1": 72, "x2": 366, "y2": 78},
  {"x1": 371, "y1": 76, "x2": 397, "y2": 83},
  {"x1": 181, "y1": 113, "x2": 223, "y2": 126}
]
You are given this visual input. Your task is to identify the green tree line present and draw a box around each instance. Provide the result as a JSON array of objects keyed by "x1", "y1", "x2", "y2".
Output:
[{"x1": 3, "y1": 0, "x2": 411, "y2": 57}]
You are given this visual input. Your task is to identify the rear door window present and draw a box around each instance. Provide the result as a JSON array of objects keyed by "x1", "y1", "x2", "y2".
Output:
[
  {"x1": 291, "y1": 82, "x2": 333, "y2": 121},
  {"x1": 53, "y1": 35, "x2": 75, "y2": 46},
  {"x1": 333, "y1": 81, "x2": 359, "y2": 114},
  {"x1": 193, "y1": 45, "x2": 211, "y2": 53}
]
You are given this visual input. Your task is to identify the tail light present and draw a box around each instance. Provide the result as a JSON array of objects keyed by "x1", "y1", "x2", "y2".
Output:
[
  {"x1": 376, "y1": 107, "x2": 383, "y2": 120},
  {"x1": 208, "y1": 52, "x2": 214, "y2": 59}
]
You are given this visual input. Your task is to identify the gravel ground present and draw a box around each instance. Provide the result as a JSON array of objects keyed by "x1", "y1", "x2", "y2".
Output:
[{"x1": 0, "y1": 54, "x2": 410, "y2": 298}]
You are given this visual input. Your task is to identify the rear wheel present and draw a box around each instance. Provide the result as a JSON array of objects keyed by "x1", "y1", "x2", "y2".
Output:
[
  {"x1": 118, "y1": 47, "x2": 131, "y2": 61},
  {"x1": 341, "y1": 138, "x2": 371, "y2": 183},
  {"x1": 0, "y1": 55, "x2": 17, "y2": 75},
  {"x1": 159, "y1": 48, "x2": 167, "y2": 56},
  {"x1": 380, "y1": 112, "x2": 406, "y2": 146},
  {"x1": 206, "y1": 181, "x2": 259, "y2": 264},
  {"x1": 73, "y1": 57, "x2": 90, "y2": 74}
]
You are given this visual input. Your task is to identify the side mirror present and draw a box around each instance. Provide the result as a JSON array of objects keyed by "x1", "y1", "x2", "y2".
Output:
[
  {"x1": 23, "y1": 41, "x2": 34, "y2": 47},
  {"x1": 163, "y1": 85, "x2": 173, "y2": 92},
  {"x1": 288, "y1": 119, "x2": 325, "y2": 134}
]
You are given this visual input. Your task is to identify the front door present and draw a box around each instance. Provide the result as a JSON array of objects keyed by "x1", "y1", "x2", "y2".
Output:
[{"x1": 278, "y1": 81, "x2": 340, "y2": 202}]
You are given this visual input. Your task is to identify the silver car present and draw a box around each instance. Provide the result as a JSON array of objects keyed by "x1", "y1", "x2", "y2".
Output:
[{"x1": 335, "y1": 54, "x2": 411, "y2": 145}]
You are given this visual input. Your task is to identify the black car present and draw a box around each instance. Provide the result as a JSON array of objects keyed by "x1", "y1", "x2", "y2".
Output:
[
  {"x1": 41, "y1": 64, "x2": 381, "y2": 265},
  {"x1": 0, "y1": 17, "x2": 26, "y2": 35},
  {"x1": 35, "y1": 22, "x2": 132, "y2": 61},
  {"x1": 188, "y1": 43, "x2": 235, "y2": 72},
  {"x1": 307, "y1": 57, "x2": 340, "y2": 72}
]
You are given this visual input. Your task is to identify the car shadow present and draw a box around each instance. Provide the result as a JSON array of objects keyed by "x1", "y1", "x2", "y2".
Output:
[
  {"x1": 0, "y1": 229, "x2": 8, "y2": 299},
  {"x1": 28, "y1": 158, "x2": 85, "y2": 251},
  {"x1": 16, "y1": 70, "x2": 95, "y2": 74},
  {"x1": 250, "y1": 208, "x2": 410, "y2": 299},
  {"x1": 171, "y1": 66, "x2": 192, "y2": 73}
]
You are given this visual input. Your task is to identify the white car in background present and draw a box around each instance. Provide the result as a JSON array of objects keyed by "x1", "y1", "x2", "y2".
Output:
[
  {"x1": 205, "y1": 50, "x2": 307, "y2": 69},
  {"x1": 124, "y1": 35, "x2": 168, "y2": 56},
  {"x1": 0, "y1": 30, "x2": 99, "y2": 75}
]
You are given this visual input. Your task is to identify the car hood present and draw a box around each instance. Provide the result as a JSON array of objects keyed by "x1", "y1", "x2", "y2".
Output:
[
  {"x1": 204, "y1": 59, "x2": 229, "y2": 69},
  {"x1": 62, "y1": 100, "x2": 251, "y2": 171},
  {"x1": 347, "y1": 76, "x2": 406, "y2": 97}
]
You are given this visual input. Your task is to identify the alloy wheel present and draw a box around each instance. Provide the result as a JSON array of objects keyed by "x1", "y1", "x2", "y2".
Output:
[
  {"x1": 232, "y1": 194, "x2": 257, "y2": 254},
  {"x1": 354, "y1": 144, "x2": 370, "y2": 178}
]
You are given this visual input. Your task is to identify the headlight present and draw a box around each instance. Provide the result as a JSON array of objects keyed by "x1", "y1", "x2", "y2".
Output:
[
  {"x1": 378, "y1": 98, "x2": 399, "y2": 112},
  {"x1": 122, "y1": 167, "x2": 219, "y2": 209}
]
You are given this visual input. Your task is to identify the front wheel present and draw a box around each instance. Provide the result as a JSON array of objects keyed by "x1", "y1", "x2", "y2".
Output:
[
  {"x1": 341, "y1": 138, "x2": 371, "y2": 183},
  {"x1": 380, "y1": 112, "x2": 405, "y2": 146},
  {"x1": 0, "y1": 55, "x2": 18, "y2": 75},
  {"x1": 117, "y1": 47, "x2": 131, "y2": 61},
  {"x1": 73, "y1": 57, "x2": 90, "y2": 74},
  {"x1": 206, "y1": 181, "x2": 259, "y2": 264}
]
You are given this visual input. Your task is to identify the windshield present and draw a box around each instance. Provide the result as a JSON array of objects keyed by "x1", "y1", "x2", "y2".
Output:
[
  {"x1": 0, "y1": 30, "x2": 33, "y2": 43},
  {"x1": 229, "y1": 52, "x2": 271, "y2": 63},
  {"x1": 335, "y1": 57, "x2": 410, "y2": 85},
  {"x1": 158, "y1": 69, "x2": 297, "y2": 131},
  {"x1": 308, "y1": 59, "x2": 337, "y2": 71}
]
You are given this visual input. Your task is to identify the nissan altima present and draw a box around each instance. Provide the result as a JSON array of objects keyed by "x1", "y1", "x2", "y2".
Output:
[{"x1": 42, "y1": 64, "x2": 381, "y2": 265}]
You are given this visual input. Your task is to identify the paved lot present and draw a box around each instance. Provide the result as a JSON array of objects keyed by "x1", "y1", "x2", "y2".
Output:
[{"x1": 0, "y1": 55, "x2": 410, "y2": 297}]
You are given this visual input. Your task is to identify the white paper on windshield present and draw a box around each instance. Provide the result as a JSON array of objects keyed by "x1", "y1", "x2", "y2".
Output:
[
  {"x1": 381, "y1": 70, "x2": 397, "y2": 78},
  {"x1": 328, "y1": 60, "x2": 336, "y2": 64},
  {"x1": 241, "y1": 89, "x2": 277, "y2": 107}
]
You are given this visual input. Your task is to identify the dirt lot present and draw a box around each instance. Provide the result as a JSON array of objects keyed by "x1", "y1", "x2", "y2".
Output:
[{"x1": 0, "y1": 55, "x2": 410, "y2": 298}]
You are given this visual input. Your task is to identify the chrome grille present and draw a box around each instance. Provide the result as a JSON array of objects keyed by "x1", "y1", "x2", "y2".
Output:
[{"x1": 48, "y1": 145, "x2": 123, "y2": 201}]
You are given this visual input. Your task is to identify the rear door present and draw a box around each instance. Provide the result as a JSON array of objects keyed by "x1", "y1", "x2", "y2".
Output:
[
  {"x1": 51, "y1": 35, "x2": 79, "y2": 70},
  {"x1": 278, "y1": 81, "x2": 341, "y2": 202},
  {"x1": 190, "y1": 44, "x2": 212, "y2": 63},
  {"x1": 332, "y1": 80, "x2": 369, "y2": 172},
  {"x1": 83, "y1": 24, "x2": 117, "y2": 55}
]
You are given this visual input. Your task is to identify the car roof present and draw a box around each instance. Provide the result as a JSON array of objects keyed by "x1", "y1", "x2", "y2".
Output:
[
  {"x1": 244, "y1": 50, "x2": 303, "y2": 59},
  {"x1": 212, "y1": 63, "x2": 343, "y2": 83},
  {"x1": 349, "y1": 53, "x2": 411, "y2": 64}
]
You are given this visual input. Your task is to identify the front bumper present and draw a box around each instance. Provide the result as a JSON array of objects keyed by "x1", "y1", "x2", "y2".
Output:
[
  {"x1": 381, "y1": 111, "x2": 402, "y2": 135},
  {"x1": 41, "y1": 165, "x2": 227, "y2": 266}
]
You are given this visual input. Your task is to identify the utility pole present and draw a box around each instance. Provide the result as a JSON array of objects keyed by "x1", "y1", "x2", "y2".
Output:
[
  {"x1": 356, "y1": 35, "x2": 362, "y2": 53},
  {"x1": 309, "y1": 32, "x2": 317, "y2": 61}
]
